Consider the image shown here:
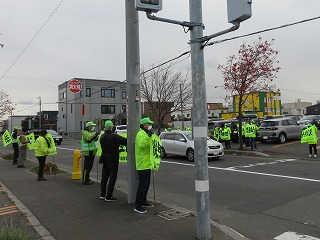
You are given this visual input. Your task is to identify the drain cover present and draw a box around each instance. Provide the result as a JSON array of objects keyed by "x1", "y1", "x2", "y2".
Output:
[{"x1": 157, "y1": 208, "x2": 192, "y2": 220}]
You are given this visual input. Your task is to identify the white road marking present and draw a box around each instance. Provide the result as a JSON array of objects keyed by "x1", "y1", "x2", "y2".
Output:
[
  {"x1": 227, "y1": 159, "x2": 297, "y2": 170},
  {"x1": 274, "y1": 231, "x2": 320, "y2": 240},
  {"x1": 161, "y1": 160, "x2": 320, "y2": 183}
]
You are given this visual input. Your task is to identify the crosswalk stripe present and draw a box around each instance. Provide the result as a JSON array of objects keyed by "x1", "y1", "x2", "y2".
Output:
[{"x1": 274, "y1": 232, "x2": 320, "y2": 240}]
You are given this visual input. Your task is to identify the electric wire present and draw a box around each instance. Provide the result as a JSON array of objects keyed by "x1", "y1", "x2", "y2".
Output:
[{"x1": 0, "y1": 0, "x2": 65, "y2": 81}]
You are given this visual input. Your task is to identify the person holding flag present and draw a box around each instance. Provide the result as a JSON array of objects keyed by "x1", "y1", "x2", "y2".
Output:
[
  {"x1": 11, "y1": 126, "x2": 20, "y2": 165},
  {"x1": 99, "y1": 120, "x2": 127, "y2": 201},
  {"x1": 301, "y1": 122, "x2": 318, "y2": 158},
  {"x1": 134, "y1": 117, "x2": 156, "y2": 214},
  {"x1": 17, "y1": 128, "x2": 32, "y2": 168},
  {"x1": 34, "y1": 129, "x2": 54, "y2": 181}
]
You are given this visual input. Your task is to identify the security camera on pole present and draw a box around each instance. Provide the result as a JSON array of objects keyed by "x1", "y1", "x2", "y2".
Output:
[{"x1": 135, "y1": 0, "x2": 252, "y2": 239}]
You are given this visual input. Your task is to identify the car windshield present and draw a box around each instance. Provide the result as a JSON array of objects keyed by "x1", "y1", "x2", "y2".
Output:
[
  {"x1": 300, "y1": 116, "x2": 315, "y2": 121},
  {"x1": 47, "y1": 130, "x2": 59, "y2": 135},
  {"x1": 184, "y1": 132, "x2": 193, "y2": 141},
  {"x1": 260, "y1": 121, "x2": 279, "y2": 127}
]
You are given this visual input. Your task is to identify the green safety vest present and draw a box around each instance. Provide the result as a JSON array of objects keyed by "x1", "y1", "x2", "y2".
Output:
[
  {"x1": 81, "y1": 131, "x2": 97, "y2": 152},
  {"x1": 17, "y1": 135, "x2": 27, "y2": 147},
  {"x1": 245, "y1": 124, "x2": 258, "y2": 138},
  {"x1": 220, "y1": 127, "x2": 231, "y2": 140},
  {"x1": 213, "y1": 128, "x2": 220, "y2": 141}
]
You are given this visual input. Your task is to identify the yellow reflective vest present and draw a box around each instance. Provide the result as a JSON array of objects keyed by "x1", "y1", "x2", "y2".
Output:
[
  {"x1": 135, "y1": 128, "x2": 152, "y2": 170},
  {"x1": 81, "y1": 130, "x2": 98, "y2": 156}
]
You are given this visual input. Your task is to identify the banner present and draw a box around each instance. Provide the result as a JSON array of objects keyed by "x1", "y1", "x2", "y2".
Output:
[
  {"x1": 25, "y1": 133, "x2": 35, "y2": 150},
  {"x1": 301, "y1": 127, "x2": 316, "y2": 144},
  {"x1": 1, "y1": 130, "x2": 12, "y2": 147},
  {"x1": 150, "y1": 134, "x2": 162, "y2": 171},
  {"x1": 119, "y1": 133, "x2": 127, "y2": 163},
  {"x1": 46, "y1": 134, "x2": 57, "y2": 156},
  {"x1": 95, "y1": 132, "x2": 104, "y2": 157}
]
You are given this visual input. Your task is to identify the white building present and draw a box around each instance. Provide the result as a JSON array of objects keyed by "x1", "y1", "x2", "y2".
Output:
[
  {"x1": 7, "y1": 115, "x2": 37, "y2": 132},
  {"x1": 282, "y1": 101, "x2": 312, "y2": 115},
  {"x1": 57, "y1": 78, "x2": 127, "y2": 134}
]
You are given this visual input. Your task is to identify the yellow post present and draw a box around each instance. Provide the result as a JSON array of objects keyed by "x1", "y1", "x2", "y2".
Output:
[{"x1": 72, "y1": 149, "x2": 82, "y2": 180}]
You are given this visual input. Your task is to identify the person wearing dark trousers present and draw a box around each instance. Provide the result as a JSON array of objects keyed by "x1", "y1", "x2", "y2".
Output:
[
  {"x1": 81, "y1": 121, "x2": 100, "y2": 185},
  {"x1": 11, "y1": 126, "x2": 20, "y2": 165},
  {"x1": 99, "y1": 120, "x2": 127, "y2": 201},
  {"x1": 34, "y1": 129, "x2": 53, "y2": 181},
  {"x1": 134, "y1": 117, "x2": 155, "y2": 214}
]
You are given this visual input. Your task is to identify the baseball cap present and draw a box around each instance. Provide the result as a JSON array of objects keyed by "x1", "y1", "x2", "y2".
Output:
[
  {"x1": 105, "y1": 120, "x2": 113, "y2": 127},
  {"x1": 13, "y1": 126, "x2": 21, "y2": 130},
  {"x1": 140, "y1": 117, "x2": 154, "y2": 125},
  {"x1": 86, "y1": 121, "x2": 96, "y2": 127}
]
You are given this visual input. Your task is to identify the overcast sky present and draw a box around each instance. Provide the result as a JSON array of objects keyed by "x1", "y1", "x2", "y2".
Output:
[{"x1": 0, "y1": 0, "x2": 319, "y2": 118}]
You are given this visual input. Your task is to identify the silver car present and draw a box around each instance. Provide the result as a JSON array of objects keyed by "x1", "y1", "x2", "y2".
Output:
[
  {"x1": 257, "y1": 117, "x2": 303, "y2": 144},
  {"x1": 159, "y1": 131, "x2": 224, "y2": 161}
]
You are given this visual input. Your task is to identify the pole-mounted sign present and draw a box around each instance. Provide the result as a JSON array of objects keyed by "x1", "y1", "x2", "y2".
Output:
[{"x1": 68, "y1": 79, "x2": 83, "y2": 93}]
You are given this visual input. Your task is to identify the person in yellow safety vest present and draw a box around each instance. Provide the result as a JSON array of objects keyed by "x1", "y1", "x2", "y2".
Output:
[
  {"x1": 221, "y1": 123, "x2": 231, "y2": 149},
  {"x1": 82, "y1": 121, "x2": 100, "y2": 185},
  {"x1": 16, "y1": 128, "x2": 32, "y2": 168},
  {"x1": 34, "y1": 129, "x2": 54, "y2": 181},
  {"x1": 134, "y1": 117, "x2": 155, "y2": 214},
  {"x1": 306, "y1": 122, "x2": 318, "y2": 158},
  {"x1": 246, "y1": 120, "x2": 259, "y2": 150},
  {"x1": 243, "y1": 120, "x2": 251, "y2": 148},
  {"x1": 213, "y1": 126, "x2": 220, "y2": 142},
  {"x1": 11, "y1": 126, "x2": 20, "y2": 165},
  {"x1": 176, "y1": 126, "x2": 181, "y2": 131}
]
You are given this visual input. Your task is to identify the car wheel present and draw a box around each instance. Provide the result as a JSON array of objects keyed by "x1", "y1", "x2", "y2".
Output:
[
  {"x1": 160, "y1": 147, "x2": 167, "y2": 158},
  {"x1": 260, "y1": 140, "x2": 266, "y2": 143},
  {"x1": 278, "y1": 133, "x2": 286, "y2": 144},
  {"x1": 186, "y1": 148, "x2": 194, "y2": 162}
]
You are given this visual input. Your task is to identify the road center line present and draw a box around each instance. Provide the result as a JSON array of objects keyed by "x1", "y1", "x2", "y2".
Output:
[{"x1": 161, "y1": 160, "x2": 320, "y2": 183}]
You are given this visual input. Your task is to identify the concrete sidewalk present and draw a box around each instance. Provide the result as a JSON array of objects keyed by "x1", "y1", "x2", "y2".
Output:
[{"x1": 0, "y1": 157, "x2": 247, "y2": 240}]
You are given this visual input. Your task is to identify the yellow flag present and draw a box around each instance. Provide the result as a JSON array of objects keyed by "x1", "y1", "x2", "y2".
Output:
[
  {"x1": 25, "y1": 133, "x2": 35, "y2": 150},
  {"x1": 2, "y1": 130, "x2": 12, "y2": 147},
  {"x1": 46, "y1": 134, "x2": 57, "y2": 156},
  {"x1": 119, "y1": 133, "x2": 127, "y2": 163},
  {"x1": 150, "y1": 134, "x2": 162, "y2": 171}
]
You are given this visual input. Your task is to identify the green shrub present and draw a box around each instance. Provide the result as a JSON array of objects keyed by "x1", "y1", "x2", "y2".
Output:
[
  {"x1": 30, "y1": 162, "x2": 65, "y2": 175},
  {"x1": 3, "y1": 153, "x2": 13, "y2": 160},
  {"x1": 0, "y1": 220, "x2": 38, "y2": 240}
]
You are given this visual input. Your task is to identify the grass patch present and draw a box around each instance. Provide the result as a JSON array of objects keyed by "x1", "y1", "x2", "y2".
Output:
[
  {"x1": 30, "y1": 162, "x2": 66, "y2": 175},
  {"x1": 3, "y1": 153, "x2": 13, "y2": 160},
  {"x1": 0, "y1": 218, "x2": 39, "y2": 240}
]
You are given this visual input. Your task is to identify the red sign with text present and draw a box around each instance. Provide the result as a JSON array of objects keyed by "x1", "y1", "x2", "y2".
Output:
[{"x1": 68, "y1": 79, "x2": 82, "y2": 93}]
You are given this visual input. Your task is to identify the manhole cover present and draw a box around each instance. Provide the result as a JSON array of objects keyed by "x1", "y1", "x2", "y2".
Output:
[{"x1": 157, "y1": 208, "x2": 192, "y2": 220}]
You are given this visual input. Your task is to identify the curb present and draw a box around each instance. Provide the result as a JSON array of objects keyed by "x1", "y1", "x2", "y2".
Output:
[{"x1": 0, "y1": 181, "x2": 56, "y2": 240}]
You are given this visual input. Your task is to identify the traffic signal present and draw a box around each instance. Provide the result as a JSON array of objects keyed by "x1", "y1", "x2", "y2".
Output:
[
  {"x1": 227, "y1": 0, "x2": 252, "y2": 24},
  {"x1": 135, "y1": 0, "x2": 162, "y2": 13}
]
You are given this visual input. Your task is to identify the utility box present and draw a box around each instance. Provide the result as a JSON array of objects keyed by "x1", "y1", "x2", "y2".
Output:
[
  {"x1": 135, "y1": 0, "x2": 162, "y2": 13},
  {"x1": 227, "y1": 0, "x2": 252, "y2": 24}
]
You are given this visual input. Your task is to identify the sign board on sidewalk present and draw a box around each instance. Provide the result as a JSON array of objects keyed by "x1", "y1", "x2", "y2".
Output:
[{"x1": 68, "y1": 79, "x2": 83, "y2": 93}]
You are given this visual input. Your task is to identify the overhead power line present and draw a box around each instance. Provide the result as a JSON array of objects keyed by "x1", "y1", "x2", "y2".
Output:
[{"x1": 0, "y1": 0, "x2": 65, "y2": 81}]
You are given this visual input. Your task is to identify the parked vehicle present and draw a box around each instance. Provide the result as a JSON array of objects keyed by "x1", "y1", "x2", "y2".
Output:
[
  {"x1": 31, "y1": 129, "x2": 63, "y2": 145},
  {"x1": 257, "y1": 117, "x2": 303, "y2": 144},
  {"x1": 114, "y1": 125, "x2": 127, "y2": 134},
  {"x1": 159, "y1": 131, "x2": 224, "y2": 161},
  {"x1": 297, "y1": 115, "x2": 320, "y2": 129},
  {"x1": 283, "y1": 114, "x2": 303, "y2": 122}
]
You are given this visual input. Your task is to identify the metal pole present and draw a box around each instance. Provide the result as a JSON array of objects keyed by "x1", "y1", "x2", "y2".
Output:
[
  {"x1": 39, "y1": 97, "x2": 42, "y2": 129},
  {"x1": 125, "y1": 0, "x2": 140, "y2": 203},
  {"x1": 82, "y1": 79, "x2": 86, "y2": 130},
  {"x1": 180, "y1": 84, "x2": 184, "y2": 130},
  {"x1": 189, "y1": 0, "x2": 211, "y2": 239}
]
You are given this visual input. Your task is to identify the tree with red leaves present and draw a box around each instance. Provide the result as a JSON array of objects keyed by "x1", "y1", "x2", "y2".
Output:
[
  {"x1": 217, "y1": 37, "x2": 281, "y2": 149},
  {"x1": 0, "y1": 91, "x2": 15, "y2": 119}
]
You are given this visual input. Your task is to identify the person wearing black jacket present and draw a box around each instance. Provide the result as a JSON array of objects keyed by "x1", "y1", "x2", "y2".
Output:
[
  {"x1": 11, "y1": 126, "x2": 20, "y2": 165},
  {"x1": 99, "y1": 120, "x2": 127, "y2": 201}
]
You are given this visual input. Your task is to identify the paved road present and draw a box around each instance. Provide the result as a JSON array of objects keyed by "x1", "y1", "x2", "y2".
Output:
[{"x1": 3, "y1": 138, "x2": 320, "y2": 239}]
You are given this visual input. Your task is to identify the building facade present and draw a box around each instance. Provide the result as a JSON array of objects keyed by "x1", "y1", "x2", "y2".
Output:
[
  {"x1": 57, "y1": 78, "x2": 127, "y2": 134},
  {"x1": 282, "y1": 101, "x2": 311, "y2": 115},
  {"x1": 220, "y1": 91, "x2": 282, "y2": 119}
]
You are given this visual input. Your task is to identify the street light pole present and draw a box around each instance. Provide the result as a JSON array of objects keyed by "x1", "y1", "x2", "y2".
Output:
[
  {"x1": 38, "y1": 97, "x2": 42, "y2": 129},
  {"x1": 189, "y1": 1, "x2": 211, "y2": 239}
]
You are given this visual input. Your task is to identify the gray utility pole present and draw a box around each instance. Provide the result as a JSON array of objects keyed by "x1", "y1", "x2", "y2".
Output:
[
  {"x1": 125, "y1": 0, "x2": 140, "y2": 203},
  {"x1": 189, "y1": 1, "x2": 211, "y2": 239},
  {"x1": 38, "y1": 97, "x2": 42, "y2": 129},
  {"x1": 180, "y1": 83, "x2": 184, "y2": 130}
]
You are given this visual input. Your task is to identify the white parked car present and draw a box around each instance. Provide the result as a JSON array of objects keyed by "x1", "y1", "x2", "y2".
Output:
[
  {"x1": 159, "y1": 131, "x2": 224, "y2": 161},
  {"x1": 115, "y1": 125, "x2": 127, "y2": 134}
]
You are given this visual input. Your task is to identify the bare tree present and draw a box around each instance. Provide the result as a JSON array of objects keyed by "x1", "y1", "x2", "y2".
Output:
[
  {"x1": 141, "y1": 64, "x2": 192, "y2": 134},
  {"x1": 0, "y1": 91, "x2": 15, "y2": 119},
  {"x1": 217, "y1": 37, "x2": 281, "y2": 149}
]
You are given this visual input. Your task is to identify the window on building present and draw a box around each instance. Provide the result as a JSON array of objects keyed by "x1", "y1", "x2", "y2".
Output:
[
  {"x1": 122, "y1": 91, "x2": 126, "y2": 99},
  {"x1": 80, "y1": 87, "x2": 91, "y2": 97},
  {"x1": 101, "y1": 89, "x2": 115, "y2": 98},
  {"x1": 122, "y1": 105, "x2": 126, "y2": 113},
  {"x1": 62, "y1": 92, "x2": 66, "y2": 99},
  {"x1": 61, "y1": 107, "x2": 64, "y2": 111},
  {"x1": 101, "y1": 105, "x2": 115, "y2": 114}
]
